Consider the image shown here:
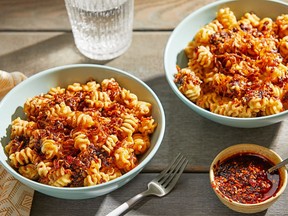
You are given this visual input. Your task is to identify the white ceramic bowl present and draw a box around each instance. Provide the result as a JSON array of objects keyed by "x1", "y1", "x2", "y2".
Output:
[
  {"x1": 164, "y1": 0, "x2": 288, "y2": 128},
  {"x1": 0, "y1": 64, "x2": 165, "y2": 199},
  {"x1": 210, "y1": 144, "x2": 287, "y2": 213}
]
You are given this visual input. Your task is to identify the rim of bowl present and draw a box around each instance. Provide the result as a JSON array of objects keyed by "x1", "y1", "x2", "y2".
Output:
[
  {"x1": 0, "y1": 64, "x2": 166, "y2": 191},
  {"x1": 209, "y1": 143, "x2": 288, "y2": 206},
  {"x1": 164, "y1": 0, "x2": 288, "y2": 122}
]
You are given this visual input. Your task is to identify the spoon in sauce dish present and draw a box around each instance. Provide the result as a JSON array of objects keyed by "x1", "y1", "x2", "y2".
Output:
[{"x1": 268, "y1": 158, "x2": 288, "y2": 173}]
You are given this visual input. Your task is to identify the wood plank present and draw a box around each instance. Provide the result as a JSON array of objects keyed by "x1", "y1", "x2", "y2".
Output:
[
  {"x1": 30, "y1": 173, "x2": 288, "y2": 216},
  {"x1": 1, "y1": 32, "x2": 288, "y2": 174},
  {"x1": 134, "y1": 0, "x2": 216, "y2": 30},
  {"x1": 4, "y1": 0, "x2": 288, "y2": 31},
  {"x1": 0, "y1": 0, "x2": 216, "y2": 31},
  {"x1": 0, "y1": 0, "x2": 68, "y2": 30},
  {"x1": 2, "y1": 0, "x2": 288, "y2": 31},
  {"x1": 0, "y1": 32, "x2": 169, "y2": 79}
]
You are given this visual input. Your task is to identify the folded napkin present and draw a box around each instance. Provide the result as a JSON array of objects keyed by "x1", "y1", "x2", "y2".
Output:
[
  {"x1": 0, "y1": 70, "x2": 34, "y2": 216},
  {"x1": 0, "y1": 70, "x2": 27, "y2": 100}
]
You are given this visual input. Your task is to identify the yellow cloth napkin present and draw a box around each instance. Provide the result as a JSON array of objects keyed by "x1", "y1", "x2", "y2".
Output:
[{"x1": 0, "y1": 70, "x2": 34, "y2": 216}]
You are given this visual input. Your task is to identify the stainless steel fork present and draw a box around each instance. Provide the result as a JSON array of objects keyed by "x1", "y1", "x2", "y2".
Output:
[{"x1": 106, "y1": 153, "x2": 188, "y2": 216}]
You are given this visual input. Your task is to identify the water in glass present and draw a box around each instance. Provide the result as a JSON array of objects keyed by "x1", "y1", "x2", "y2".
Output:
[{"x1": 65, "y1": 0, "x2": 134, "y2": 60}]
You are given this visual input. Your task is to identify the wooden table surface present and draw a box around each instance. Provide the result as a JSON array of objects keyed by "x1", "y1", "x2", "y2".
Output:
[{"x1": 1, "y1": 0, "x2": 288, "y2": 215}]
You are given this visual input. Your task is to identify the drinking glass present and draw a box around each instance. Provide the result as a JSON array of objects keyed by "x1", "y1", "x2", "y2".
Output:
[{"x1": 64, "y1": 0, "x2": 134, "y2": 61}]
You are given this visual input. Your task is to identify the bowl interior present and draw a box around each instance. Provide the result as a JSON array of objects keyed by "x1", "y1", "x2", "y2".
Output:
[
  {"x1": 0, "y1": 64, "x2": 165, "y2": 198},
  {"x1": 164, "y1": 0, "x2": 288, "y2": 128}
]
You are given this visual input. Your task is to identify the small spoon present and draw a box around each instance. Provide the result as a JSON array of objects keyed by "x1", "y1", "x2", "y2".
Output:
[{"x1": 268, "y1": 158, "x2": 288, "y2": 173}]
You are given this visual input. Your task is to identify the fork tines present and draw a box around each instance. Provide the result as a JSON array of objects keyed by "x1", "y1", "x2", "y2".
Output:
[{"x1": 157, "y1": 153, "x2": 188, "y2": 189}]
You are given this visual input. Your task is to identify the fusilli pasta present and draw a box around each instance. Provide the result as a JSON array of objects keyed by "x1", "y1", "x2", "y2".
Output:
[
  {"x1": 175, "y1": 8, "x2": 288, "y2": 117},
  {"x1": 5, "y1": 78, "x2": 157, "y2": 187}
]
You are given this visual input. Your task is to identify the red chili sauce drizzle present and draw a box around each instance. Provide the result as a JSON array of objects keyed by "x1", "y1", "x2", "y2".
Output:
[{"x1": 213, "y1": 153, "x2": 280, "y2": 204}]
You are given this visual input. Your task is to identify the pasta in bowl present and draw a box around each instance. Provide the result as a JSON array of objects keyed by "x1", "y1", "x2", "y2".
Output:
[
  {"x1": 164, "y1": 0, "x2": 288, "y2": 128},
  {"x1": 0, "y1": 64, "x2": 165, "y2": 199}
]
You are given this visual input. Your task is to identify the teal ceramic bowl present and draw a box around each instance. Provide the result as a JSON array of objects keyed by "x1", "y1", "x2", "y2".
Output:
[
  {"x1": 0, "y1": 64, "x2": 165, "y2": 199},
  {"x1": 164, "y1": 0, "x2": 288, "y2": 128}
]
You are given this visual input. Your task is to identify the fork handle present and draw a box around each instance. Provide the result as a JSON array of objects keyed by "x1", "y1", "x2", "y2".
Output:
[{"x1": 106, "y1": 190, "x2": 150, "y2": 216}]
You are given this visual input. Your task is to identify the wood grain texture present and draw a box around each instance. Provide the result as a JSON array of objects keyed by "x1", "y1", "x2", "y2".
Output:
[
  {"x1": 30, "y1": 173, "x2": 288, "y2": 216},
  {"x1": 0, "y1": 0, "x2": 216, "y2": 31},
  {"x1": 0, "y1": 32, "x2": 169, "y2": 79},
  {"x1": 0, "y1": 0, "x2": 68, "y2": 30},
  {"x1": 134, "y1": 0, "x2": 216, "y2": 30},
  {"x1": 2, "y1": 0, "x2": 288, "y2": 31}
]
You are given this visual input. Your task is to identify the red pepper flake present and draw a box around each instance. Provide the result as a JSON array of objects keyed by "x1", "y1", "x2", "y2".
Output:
[{"x1": 213, "y1": 153, "x2": 280, "y2": 204}]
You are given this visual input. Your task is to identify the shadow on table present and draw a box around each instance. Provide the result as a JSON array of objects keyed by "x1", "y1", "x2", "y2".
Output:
[
  {"x1": 143, "y1": 75, "x2": 285, "y2": 172},
  {"x1": 30, "y1": 171, "x2": 273, "y2": 216},
  {"x1": 0, "y1": 33, "x2": 113, "y2": 75}
]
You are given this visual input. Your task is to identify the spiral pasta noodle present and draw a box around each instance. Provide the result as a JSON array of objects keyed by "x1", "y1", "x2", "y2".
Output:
[
  {"x1": 5, "y1": 78, "x2": 157, "y2": 187},
  {"x1": 175, "y1": 8, "x2": 288, "y2": 117}
]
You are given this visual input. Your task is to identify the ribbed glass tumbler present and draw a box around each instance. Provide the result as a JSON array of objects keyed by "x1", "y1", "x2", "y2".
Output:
[{"x1": 64, "y1": 0, "x2": 134, "y2": 60}]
